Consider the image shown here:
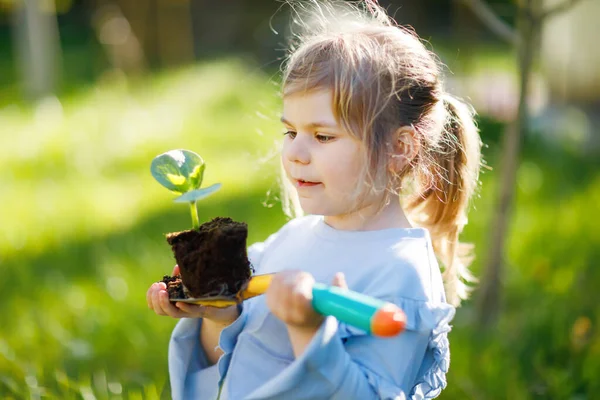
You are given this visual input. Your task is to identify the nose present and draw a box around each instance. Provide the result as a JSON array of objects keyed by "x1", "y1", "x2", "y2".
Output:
[{"x1": 284, "y1": 134, "x2": 311, "y2": 165}]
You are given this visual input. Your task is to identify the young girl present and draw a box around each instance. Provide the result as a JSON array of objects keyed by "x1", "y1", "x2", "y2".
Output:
[{"x1": 147, "y1": 1, "x2": 481, "y2": 399}]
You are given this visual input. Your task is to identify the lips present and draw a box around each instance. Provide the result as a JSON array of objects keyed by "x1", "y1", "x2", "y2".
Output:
[{"x1": 294, "y1": 178, "x2": 322, "y2": 188}]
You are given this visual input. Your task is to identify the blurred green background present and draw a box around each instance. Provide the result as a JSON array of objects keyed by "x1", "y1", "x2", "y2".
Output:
[{"x1": 1, "y1": 0, "x2": 599, "y2": 399}]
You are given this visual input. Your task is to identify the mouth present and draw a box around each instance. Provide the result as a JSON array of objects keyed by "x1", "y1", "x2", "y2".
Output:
[{"x1": 294, "y1": 178, "x2": 322, "y2": 188}]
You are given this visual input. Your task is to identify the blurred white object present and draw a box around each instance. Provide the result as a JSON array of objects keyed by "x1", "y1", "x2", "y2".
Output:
[{"x1": 541, "y1": 0, "x2": 600, "y2": 103}]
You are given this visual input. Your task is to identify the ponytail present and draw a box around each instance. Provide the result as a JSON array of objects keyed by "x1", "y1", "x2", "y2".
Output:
[{"x1": 405, "y1": 94, "x2": 482, "y2": 306}]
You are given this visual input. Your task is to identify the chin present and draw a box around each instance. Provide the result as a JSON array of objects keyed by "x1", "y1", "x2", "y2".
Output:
[
  {"x1": 299, "y1": 205, "x2": 323, "y2": 216},
  {"x1": 297, "y1": 200, "x2": 321, "y2": 215},
  {"x1": 298, "y1": 201, "x2": 339, "y2": 217}
]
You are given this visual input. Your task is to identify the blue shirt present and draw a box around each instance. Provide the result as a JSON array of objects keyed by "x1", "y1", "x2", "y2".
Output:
[{"x1": 168, "y1": 215, "x2": 455, "y2": 399}]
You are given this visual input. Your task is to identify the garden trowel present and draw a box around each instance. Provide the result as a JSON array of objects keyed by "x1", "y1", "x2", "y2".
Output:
[{"x1": 171, "y1": 273, "x2": 406, "y2": 337}]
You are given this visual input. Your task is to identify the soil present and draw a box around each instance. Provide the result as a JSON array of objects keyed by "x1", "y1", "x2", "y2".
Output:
[
  {"x1": 161, "y1": 274, "x2": 185, "y2": 299},
  {"x1": 161, "y1": 217, "x2": 253, "y2": 299}
]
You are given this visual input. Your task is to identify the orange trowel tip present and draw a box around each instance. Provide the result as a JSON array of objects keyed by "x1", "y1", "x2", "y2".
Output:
[{"x1": 371, "y1": 303, "x2": 407, "y2": 337}]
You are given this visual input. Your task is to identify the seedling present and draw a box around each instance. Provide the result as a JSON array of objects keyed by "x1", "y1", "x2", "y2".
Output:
[
  {"x1": 150, "y1": 149, "x2": 221, "y2": 229},
  {"x1": 150, "y1": 149, "x2": 252, "y2": 300}
]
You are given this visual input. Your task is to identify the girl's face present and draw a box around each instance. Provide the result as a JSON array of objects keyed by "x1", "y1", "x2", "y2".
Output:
[{"x1": 281, "y1": 89, "x2": 379, "y2": 221}]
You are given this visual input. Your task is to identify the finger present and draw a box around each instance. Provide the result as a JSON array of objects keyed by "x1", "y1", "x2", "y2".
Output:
[
  {"x1": 285, "y1": 276, "x2": 311, "y2": 323},
  {"x1": 283, "y1": 270, "x2": 300, "y2": 285},
  {"x1": 295, "y1": 275, "x2": 314, "y2": 299},
  {"x1": 291, "y1": 273, "x2": 314, "y2": 311},
  {"x1": 153, "y1": 283, "x2": 170, "y2": 314},
  {"x1": 331, "y1": 272, "x2": 348, "y2": 289},
  {"x1": 151, "y1": 286, "x2": 167, "y2": 316},
  {"x1": 147, "y1": 283, "x2": 158, "y2": 309},
  {"x1": 159, "y1": 290, "x2": 187, "y2": 318},
  {"x1": 265, "y1": 275, "x2": 280, "y2": 312},
  {"x1": 266, "y1": 273, "x2": 288, "y2": 314},
  {"x1": 172, "y1": 264, "x2": 180, "y2": 275},
  {"x1": 269, "y1": 272, "x2": 288, "y2": 297}
]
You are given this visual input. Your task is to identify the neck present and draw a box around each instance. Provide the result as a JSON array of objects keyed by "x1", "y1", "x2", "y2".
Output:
[{"x1": 323, "y1": 194, "x2": 413, "y2": 231}]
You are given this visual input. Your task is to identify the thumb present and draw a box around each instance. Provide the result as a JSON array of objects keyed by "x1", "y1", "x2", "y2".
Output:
[
  {"x1": 173, "y1": 264, "x2": 180, "y2": 276},
  {"x1": 331, "y1": 272, "x2": 348, "y2": 290}
]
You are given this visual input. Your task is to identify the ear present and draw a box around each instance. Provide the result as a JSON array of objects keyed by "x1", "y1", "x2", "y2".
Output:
[{"x1": 388, "y1": 126, "x2": 419, "y2": 174}]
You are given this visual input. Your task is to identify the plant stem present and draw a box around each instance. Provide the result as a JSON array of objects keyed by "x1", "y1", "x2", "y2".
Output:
[
  {"x1": 216, "y1": 376, "x2": 225, "y2": 400},
  {"x1": 190, "y1": 201, "x2": 199, "y2": 230}
]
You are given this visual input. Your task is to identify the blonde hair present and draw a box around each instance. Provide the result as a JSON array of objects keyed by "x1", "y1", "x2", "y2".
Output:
[{"x1": 279, "y1": 1, "x2": 482, "y2": 306}]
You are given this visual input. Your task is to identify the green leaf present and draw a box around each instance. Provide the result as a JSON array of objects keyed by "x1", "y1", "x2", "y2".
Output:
[
  {"x1": 150, "y1": 149, "x2": 205, "y2": 194},
  {"x1": 174, "y1": 183, "x2": 222, "y2": 203},
  {"x1": 189, "y1": 163, "x2": 205, "y2": 190}
]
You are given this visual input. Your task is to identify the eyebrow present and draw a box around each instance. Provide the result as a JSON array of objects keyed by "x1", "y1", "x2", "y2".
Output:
[{"x1": 280, "y1": 117, "x2": 338, "y2": 130}]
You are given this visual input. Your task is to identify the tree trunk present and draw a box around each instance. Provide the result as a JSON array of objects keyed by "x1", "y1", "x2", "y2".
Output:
[
  {"x1": 12, "y1": 0, "x2": 62, "y2": 101},
  {"x1": 476, "y1": 0, "x2": 539, "y2": 328},
  {"x1": 189, "y1": 0, "x2": 244, "y2": 58}
]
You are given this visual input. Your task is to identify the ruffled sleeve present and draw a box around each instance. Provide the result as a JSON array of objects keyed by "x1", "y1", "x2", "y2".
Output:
[
  {"x1": 244, "y1": 296, "x2": 455, "y2": 400},
  {"x1": 397, "y1": 298, "x2": 455, "y2": 400}
]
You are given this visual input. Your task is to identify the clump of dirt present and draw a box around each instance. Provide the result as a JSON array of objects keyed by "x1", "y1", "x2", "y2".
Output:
[
  {"x1": 160, "y1": 217, "x2": 253, "y2": 299},
  {"x1": 161, "y1": 274, "x2": 185, "y2": 299}
]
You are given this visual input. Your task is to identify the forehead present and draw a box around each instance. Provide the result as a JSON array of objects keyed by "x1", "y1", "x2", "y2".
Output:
[{"x1": 282, "y1": 89, "x2": 337, "y2": 125}]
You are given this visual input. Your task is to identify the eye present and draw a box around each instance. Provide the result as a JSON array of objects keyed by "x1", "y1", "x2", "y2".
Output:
[
  {"x1": 316, "y1": 134, "x2": 334, "y2": 143},
  {"x1": 283, "y1": 130, "x2": 297, "y2": 139}
]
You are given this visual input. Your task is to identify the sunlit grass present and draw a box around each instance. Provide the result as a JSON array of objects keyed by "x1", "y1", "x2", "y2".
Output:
[{"x1": 0, "y1": 60, "x2": 283, "y2": 259}]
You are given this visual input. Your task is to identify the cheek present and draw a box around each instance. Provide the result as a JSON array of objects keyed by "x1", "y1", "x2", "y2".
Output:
[
  {"x1": 281, "y1": 143, "x2": 291, "y2": 169},
  {"x1": 324, "y1": 146, "x2": 364, "y2": 185}
]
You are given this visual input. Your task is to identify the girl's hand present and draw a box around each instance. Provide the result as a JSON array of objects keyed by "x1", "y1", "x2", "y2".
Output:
[
  {"x1": 146, "y1": 265, "x2": 239, "y2": 325},
  {"x1": 266, "y1": 270, "x2": 348, "y2": 331},
  {"x1": 267, "y1": 270, "x2": 348, "y2": 357}
]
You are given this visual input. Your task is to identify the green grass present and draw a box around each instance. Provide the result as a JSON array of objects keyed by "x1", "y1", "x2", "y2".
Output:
[
  {"x1": 445, "y1": 132, "x2": 600, "y2": 398},
  {"x1": 1, "y1": 58, "x2": 599, "y2": 399}
]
